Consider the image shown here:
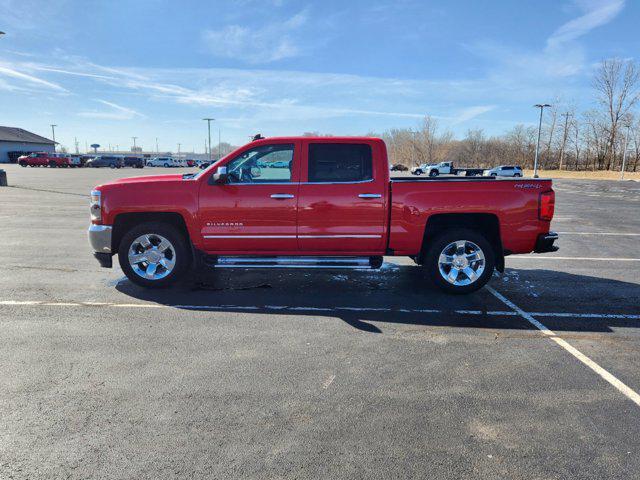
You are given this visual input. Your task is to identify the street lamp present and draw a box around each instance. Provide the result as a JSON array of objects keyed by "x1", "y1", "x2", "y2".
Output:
[
  {"x1": 533, "y1": 104, "x2": 551, "y2": 178},
  {"x1": 621, "y1": 123, "x2": 632, "y2": 181},
  {"x1": 50, "y1": 124, "x2": 57, "y2": 152},
  {"x1": 131, "y1": 136, "x2": 138, "y2": 151},
  {"x1": 203, "y1": 118, "x2": 215, "y2": 161}
]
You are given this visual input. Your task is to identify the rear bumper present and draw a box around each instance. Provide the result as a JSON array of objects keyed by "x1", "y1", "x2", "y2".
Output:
[
  {"x1": 89, "y1": 224, "x2": 113, "y2": 268},
  {"x1": 534, "y1": 231, "x2": 559, "y2": 253}
]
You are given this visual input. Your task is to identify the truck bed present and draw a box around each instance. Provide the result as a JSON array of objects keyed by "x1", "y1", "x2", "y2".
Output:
[{"x1": 388, "y1": 177, "x2": 553, "y2": 255}]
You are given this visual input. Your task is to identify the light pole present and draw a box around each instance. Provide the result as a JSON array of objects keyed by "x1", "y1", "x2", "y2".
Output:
[
  {"x1": 533, "y1": 104, "x2": 551, "y2": 178},
  {"x1": 621, "y1": 123, "x2": 632, "y2": 181},
  {"x1": 155, "y1": 137, "x2": 159, "y2": 153},
  {"x1": 131, "y1": 136, "x2": 138, "y2": 151},
  {"x1": 50, "y1": 124, "x2": 57, "y2": 151},
  {"x1": 177, "y1": 143, "x2": 181, "y2": 158},
  {"x1": 203, "y1": 118, "x2": 215, "y2": 161}
]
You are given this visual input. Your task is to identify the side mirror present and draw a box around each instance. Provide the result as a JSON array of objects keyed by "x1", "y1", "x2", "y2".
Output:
[{"x1": 212, "y1": 166, "x2": 228, "y2": 184}]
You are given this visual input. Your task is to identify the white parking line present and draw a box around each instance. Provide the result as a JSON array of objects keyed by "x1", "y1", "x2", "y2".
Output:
[
  {"x1": 557, "y1": 232, "x2": 640, "y2": 236},
  {"x1": 0, "y1": 300, "x2": 638, "y2": 319},
  {"x1": 487, "y1": 286, "x2": 640, "y2": 408},
  {"x1": 513, "y1": 256, "x2": 640, "y2": 262}
]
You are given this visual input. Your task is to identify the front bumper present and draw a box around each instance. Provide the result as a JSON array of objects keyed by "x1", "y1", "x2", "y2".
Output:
[
  {"x1": 534, "y1": 231, "x2": 559, "y2": 253},
  {"x1": 89, "y1": 224, "x2": 113, "y2": 268}
]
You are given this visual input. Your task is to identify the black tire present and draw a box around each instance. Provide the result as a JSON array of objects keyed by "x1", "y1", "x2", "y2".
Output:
[
  {"x1": 491, "y1": 173, "x2": 497, "y2": 177},
  {"x1": 423, "y1": 228, "x2": 495, "y2": 294},
  {"x1": 109, "y1": 163, "x2": 116, "y2": 169},
  {"x1": 19, "y1": 160, "x2": 27, "y2": 167},
  {"x1": 49, "y1": 160, "x2": 57, "y2": 168},
  {"x1": 429, "y1": 169, "x2": 439, "y2": 177},
  {"x1": 514, "y1": 173, "x2": 521, "y2": 177},
  {"x1": 414, "y1": 169, "x2": 422, "y2": 176},
  {"x1": 164, "y1": 163, "x2": 169, "y2": 168},
  {"x1": 118, "y1": 222, "x2": 191, "y2": 288}
]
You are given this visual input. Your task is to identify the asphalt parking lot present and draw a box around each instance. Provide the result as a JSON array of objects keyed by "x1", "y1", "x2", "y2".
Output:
[{"x1": 1, "y1": 164, "x2": 639, "y2": 479}]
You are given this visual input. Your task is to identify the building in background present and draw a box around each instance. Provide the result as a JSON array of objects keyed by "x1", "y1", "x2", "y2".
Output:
[{"x1": 0, "y1": 126, "x2": 56, "y2": 163}]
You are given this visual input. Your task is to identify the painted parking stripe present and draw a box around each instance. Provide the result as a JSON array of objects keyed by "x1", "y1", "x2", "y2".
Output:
[
  {"x1": 488, "y1": 286, "x2": 640, "y2": 408},
  {"x1": 512, "y1": 256, "x2": 640, "y2": 262},
  {"x1": 556, "y1": 232, "x2": 640, "y2": 236},
  {"x1": 0, "y1": 300, "x2": 638, "y2": 320}
]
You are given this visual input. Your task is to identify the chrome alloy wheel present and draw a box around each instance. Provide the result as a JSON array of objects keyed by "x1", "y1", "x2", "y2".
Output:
[
  {"x1": 127, "y1": 234, "x2": 176, "y2": 280},
  {"x1": 438, "y1": 240, "x2": 485, "y2": 286}
]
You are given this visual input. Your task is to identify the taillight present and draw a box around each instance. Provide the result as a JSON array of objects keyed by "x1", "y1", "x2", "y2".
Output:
[{"x1": 539, "y1": 190, "x2": 555, "y2": 221}]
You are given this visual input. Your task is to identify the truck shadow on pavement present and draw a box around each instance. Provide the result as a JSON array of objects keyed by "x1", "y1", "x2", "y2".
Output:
[{"x1": 115, "y1": 266, "x2": 640, "y2": 334}]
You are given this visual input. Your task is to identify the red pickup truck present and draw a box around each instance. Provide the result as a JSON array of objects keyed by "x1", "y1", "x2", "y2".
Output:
[
  {"x1": 18, "y1": 152, "x2": 71, "y2": 168},
  {"x1": 88, "y1": 136, "x2": 557, "y2": 293}
]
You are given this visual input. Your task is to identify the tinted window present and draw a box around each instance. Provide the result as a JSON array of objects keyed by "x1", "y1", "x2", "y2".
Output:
[
  {"x1": 308, "y1": 143, "x2": 372, "y2": 183},
  {"x1": 226, "y1": 144, "x2": 294, "y2": 184}
]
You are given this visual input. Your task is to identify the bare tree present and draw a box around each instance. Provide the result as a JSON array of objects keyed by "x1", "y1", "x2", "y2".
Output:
[
  {"x1": 542, "y1": 105, "x2": 558, "y2": 168},
  {"x1": 558, "y1": 111, "x2": 572, "y2": 170},
  {"x1": 593, "y1": 59, "x2": 640, "y2": 170}
]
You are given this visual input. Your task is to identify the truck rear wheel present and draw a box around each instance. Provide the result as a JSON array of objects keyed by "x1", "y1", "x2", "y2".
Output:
[
  {"x1": 424, "y1": 228, "x2": 495, "y2": 294},
  {"x1": 118, "y1": 222, "x2": 191, "y2": 288},
  {"x1": 49, "y1": 160, "x2": 57, "y2": 168}
]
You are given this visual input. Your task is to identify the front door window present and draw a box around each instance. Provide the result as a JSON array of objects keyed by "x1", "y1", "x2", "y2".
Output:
[{"x1": 226, "y1": 144, "x2": 294, "y2": 184}]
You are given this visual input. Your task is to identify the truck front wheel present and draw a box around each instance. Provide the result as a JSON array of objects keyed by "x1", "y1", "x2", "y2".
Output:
[
  {"x1": 429, "y1": 169, "x2": 439, "y2": 177},
  {"x1": 424, "y1": 228, "x2": 495, "y2": 294},
  {"x1": 118, "y1": 222, "x2": 190, "y2": 288}
]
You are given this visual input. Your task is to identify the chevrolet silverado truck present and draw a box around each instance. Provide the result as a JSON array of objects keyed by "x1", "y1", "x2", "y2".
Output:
[
  {"x1": 18, "y1": 152, "x2": 71, "y2": 168},
  {"x1": 88, "y1": 136, "x2": 557, "y2": 293}
]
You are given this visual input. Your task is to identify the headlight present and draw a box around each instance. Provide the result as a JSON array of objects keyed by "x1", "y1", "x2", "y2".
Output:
[{"x1": 90, "y1": 190, "x2": 102, "y2": 222}]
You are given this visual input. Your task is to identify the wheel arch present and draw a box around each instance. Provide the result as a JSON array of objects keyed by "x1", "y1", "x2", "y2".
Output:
[
  {"x1": 419, "y1": 213, "x2": 504, "y2": 272},
  {"x1": 112, "y1": 212, "x2": 191, "y2": 255}
]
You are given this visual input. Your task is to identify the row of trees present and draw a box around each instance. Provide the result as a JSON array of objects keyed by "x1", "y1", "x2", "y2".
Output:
[{"x1": 376, "y1": 59, "x2": 640, "y2": 172}]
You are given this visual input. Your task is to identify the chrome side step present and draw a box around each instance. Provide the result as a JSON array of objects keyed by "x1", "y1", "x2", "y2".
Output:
[{"x1": 212, "y1": 256, "x2": 383, "y2": 269}]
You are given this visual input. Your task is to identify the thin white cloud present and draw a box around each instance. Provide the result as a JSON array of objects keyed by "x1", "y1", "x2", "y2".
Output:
[
  {"x1": 547, "y1": 0, "x2": 624, "y2": 47},
  {"x1": 448, "y1": 105, "x2": 496, "y2": 125},
  {"x1": 201, "y1": 10, "x2": 308, "y2": 63},
  {"x1": 78, "y1": 99, "x2": 144, "y2": 120},
  {"x1": 0, "y1": 64, "x2": 67, "y2": 91}
]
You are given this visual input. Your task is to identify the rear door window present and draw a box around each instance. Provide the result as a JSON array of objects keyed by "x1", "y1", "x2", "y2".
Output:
[{"x1": 308, "y1": 143, "x2": 372, "y2": 183}]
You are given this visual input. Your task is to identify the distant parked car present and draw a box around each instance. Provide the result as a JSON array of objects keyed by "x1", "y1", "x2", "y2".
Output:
[
  {"x1": 185, "y1": 159, "x2": 196, "y2": 167},
  {"x1": 68, "y1": 154, "x2": 85, "y2": 168},
  {"x1": 483, "y1": 165, "x2": 523, "y2": 177},
  {"x1": 18, "y1": 152, "x2": 71, "y2": 168},
  {"x1": 198, "y1": 161, "x2": 212, "y2": 170},
  {"x1": 146, "y1": 157, "x2": 187, "y2": 167},
  {"x1": 123, "y1": 156, "x2": 145, "y2": 168},
  {"x1": 390, "y1": 164, "x2": 408, "y2": 171},
  {"x1": 86, "y1": 156, "x2": 124, "y2": 168}
]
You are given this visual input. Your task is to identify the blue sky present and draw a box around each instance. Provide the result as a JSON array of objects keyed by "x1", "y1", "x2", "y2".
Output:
[{"x1": 0, "y1": 0, "x2": 636, "y2": 152}]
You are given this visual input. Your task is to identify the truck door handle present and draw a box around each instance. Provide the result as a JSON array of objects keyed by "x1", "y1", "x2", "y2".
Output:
[
  {"x1": 358, "y1": 193, "x2": 382, "y2": 198},
  {"x1": 270, "y1": 194, "x2": 295, "y2": 199}
]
